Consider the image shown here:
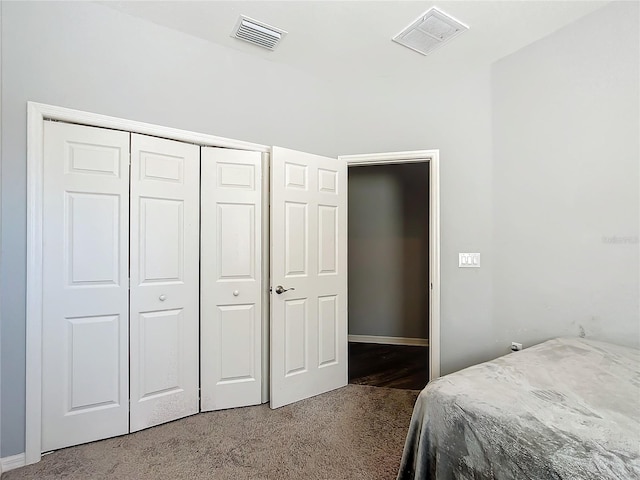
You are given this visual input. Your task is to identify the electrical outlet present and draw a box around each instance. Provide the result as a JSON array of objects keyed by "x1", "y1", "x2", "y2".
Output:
[{"x1": 511, "y1": 342, "x2": 523, "y2": 352}]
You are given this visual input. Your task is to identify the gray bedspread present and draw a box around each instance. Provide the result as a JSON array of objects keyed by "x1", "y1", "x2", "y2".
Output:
[{"x1": 397, "y1": 337, "x2": 640, "y2": 479}]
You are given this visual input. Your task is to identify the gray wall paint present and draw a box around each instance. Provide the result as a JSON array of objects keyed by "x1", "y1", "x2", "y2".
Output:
[
  {"x1": 348, "y1": 164, "x2": 429, "y2": 339},
  {"x1": 0, "y1": 0, "x2": 3, "y2": 465},
  {"x1": 0, "y1": 1, "x2": 338, "y2": 456},
  {"x1": 332, "y1": 1, "x2": 638, "y2": 373},
  {"x1": 334, "y1": 69, "x2": 496, "y2": 375},
  {"x1": 1, "y1": 0, "x2": 638, "y2": 457},
  {"x1": 491, "y1": 1, "x2": 639, "y2": 350}
]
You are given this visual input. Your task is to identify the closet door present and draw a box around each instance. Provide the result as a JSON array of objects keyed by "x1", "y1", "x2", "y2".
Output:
[
  {"x1": 129, "y1": 134, "x2": 200, "y2": 432},
  {"x1": 200, "y1": 147, "x2": 262, "y2": 411},
  {"x1": 42, "y1": 121, "x2": 130, "y2": 451}
]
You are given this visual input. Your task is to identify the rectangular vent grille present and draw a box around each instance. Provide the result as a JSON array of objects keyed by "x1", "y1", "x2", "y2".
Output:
[
  {"x1": 393, "y1": 7, "x2": 468, "y2": 56},
  {"x1": 232, "y1": 15, "x2": 287, "y2": 51}
]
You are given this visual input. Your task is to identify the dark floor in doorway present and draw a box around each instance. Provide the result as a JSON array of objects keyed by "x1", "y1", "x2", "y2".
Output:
[{"x1": 348, "y1": 342, "x2": 429, "y2": 391}]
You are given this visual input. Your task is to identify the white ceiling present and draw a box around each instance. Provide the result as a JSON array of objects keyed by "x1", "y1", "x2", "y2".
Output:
[{"x1": 102, "y1": 1, "x2": 609, "y2": 81}]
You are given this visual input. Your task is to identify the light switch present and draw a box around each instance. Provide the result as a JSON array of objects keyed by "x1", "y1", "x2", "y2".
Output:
[{"x1": 459, "y1": 253, "x2": 480, "y2": 268}]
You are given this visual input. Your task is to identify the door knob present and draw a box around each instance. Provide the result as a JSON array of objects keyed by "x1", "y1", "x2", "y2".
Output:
[
  {"x1": 159, "y1": 294, "x2": 166, "y2": 301},
  {"x1": 275, "y1": 285, "x2": 295, "y2": 295}
]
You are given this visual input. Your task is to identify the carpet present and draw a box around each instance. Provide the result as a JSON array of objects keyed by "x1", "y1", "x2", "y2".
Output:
[{"x1": 4, "y1": 385, "x2": 419, "y2": 480}]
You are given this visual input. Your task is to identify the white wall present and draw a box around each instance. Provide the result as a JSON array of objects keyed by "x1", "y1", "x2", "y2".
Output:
[
  {"x1": 491, "y1": 1, "x2": 639, "y2": 350},
  {"x1": 0, "y1": 1, "x2": 338, "y2": 457},
  {"x1": 348, "y1": 164, "x2": 429, "y2": 339}
]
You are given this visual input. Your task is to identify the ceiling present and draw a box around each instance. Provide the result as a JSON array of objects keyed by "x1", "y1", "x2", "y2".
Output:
[{"x1": 101, "y1": 1, "x2": 609, "y2": 82}]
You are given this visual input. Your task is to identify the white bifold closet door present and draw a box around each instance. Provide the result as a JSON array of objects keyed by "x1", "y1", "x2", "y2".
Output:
[
  {"x1": 42, "y1": 121, "x2": 130, "y2": 452},
  {"x1": 129, "y1": 134, "x2": 200, "y2": 432},
  {"x1": 200, "y1": 147, "x2": 262, "y2": 411}
]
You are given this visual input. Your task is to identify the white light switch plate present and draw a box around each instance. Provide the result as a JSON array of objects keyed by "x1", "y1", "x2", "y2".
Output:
[{"x1": 459, "y1": 253, "x2": 480, "y2": 268}]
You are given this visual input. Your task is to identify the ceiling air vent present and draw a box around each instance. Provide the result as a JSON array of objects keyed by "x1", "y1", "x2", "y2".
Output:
[
  {"x1": 231, "y1": 15, "x2": 287, "y2": 51},
  {"x1": 393, "y1": 7, "x2": 468, "y2": 56}
]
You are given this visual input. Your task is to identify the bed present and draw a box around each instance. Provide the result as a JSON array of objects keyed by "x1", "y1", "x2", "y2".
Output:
[{"x1": 397, "y1": 337, "x2": 640, "y2": 479}]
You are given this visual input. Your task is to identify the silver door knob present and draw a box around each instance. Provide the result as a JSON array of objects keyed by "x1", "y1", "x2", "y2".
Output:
[
  {"x1": 233, "y1": 290, "x2": 240, "y2": 297},
  {"x1": 159, "y1": 294, "x2": 166, "y2": 301},
  {"x1": 275, "y1": 285, "x2": 295, "y2": 295}
]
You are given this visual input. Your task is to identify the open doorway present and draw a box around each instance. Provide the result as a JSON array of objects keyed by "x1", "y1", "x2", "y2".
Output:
[{"x1": 346, "y1": 161, "x2": 430, "y2": 390}]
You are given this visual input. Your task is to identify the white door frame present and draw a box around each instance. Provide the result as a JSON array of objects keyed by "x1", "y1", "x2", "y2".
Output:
[
  {"x1": 339, "y1": 151, "x2": 441, "y2": 381},
  {"x1": 25, "y1": 102, "x2": 271, "y2": 465}
]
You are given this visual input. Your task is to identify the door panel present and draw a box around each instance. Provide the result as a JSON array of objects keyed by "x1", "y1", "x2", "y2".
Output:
[
  {"x1": 129, "y1": 134, "x2": 200, "y2": 432},
  {"x1": 138, "y1": 309, "x2": 183, "y2": 399},
  {"x1": 270, "y1": 147, "x2": 347, "y2": 409},
  {"x1": 67, "y1": 314, "x2": 121, "y2": 410},
  {"x1": 218, "y1": 203, "x2": 255, "y2": 279},
  {"x1": 138, "y1": 198, "x2": 184, "y2": 283},
  {"x1": 218, "y1": 304, "x2": 256, "y2": 380},
  {"x1": 284, "y1": 299, "x2": 308, "y2": 376},
  {"x1": 66, "y1": 192, "x2": 121, "y2": 284},
  {"x1": 201, "y1": 147, "x2": 262, "y2": 411},
  {"x1": 318, "y1": 205, "x2": 338, "y2": 274},
  {"x1": 318, "y1": 295, "x2": 338, "y2": 367},
  {"x1": 42, "y1": 121, "x2": 130, "y2": 451},
  {"x1": 285, "y1": 202, "x2": 308, "y2": 276}
]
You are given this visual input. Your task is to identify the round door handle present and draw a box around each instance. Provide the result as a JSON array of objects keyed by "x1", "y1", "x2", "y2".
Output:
[
  {"x1": 159, "y1": 294, "x2": 166, "y2": 301},
  {"x1": 233, "y1": 290, "x2": 240, "y2": 297},
  {"x1": 275, "y1": 285, "x2": 295, "y2": 295}
]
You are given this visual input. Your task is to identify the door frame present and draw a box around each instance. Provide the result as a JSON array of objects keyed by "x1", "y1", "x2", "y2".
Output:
[
  {"x1": 25, "y1": 102, "x2": 271, "y2": 465},
  {"x1": 339, "y1": 151, "x2": 441, "y2": 381}
]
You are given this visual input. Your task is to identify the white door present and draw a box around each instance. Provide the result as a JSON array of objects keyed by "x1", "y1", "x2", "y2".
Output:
[
  {"x1": 270, "y1": 147, "x2": 348, "y2": 408},
  {"x1": 200, "y1": 147, "x2": 262, "y2": 411},
  {"x1": 129, "y1": 133, "x2": 200, "y2": 432},
  {"x1": 42, "y1": 121, "x2": 130, "y2": 451}
]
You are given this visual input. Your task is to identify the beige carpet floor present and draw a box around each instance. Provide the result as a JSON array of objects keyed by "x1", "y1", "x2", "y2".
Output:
[{"x1": 3, "y1": 385, "x2": 419, "y2": 480}]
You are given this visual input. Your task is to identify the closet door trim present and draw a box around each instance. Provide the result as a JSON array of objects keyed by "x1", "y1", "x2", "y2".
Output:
[{"x1": 26, "y1": 102, "x2": 270, "y2": 465}]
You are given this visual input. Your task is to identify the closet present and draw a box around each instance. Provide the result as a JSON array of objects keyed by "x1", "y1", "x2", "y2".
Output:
[
  {"x1": 40, "y1": 121, "x2": 262, "y2": 451},
  {"x1": 28, "y1": 103, "x2": 369, "y2": 463}
]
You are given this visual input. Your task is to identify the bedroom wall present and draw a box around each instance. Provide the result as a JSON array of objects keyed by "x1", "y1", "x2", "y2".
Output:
[
  {"x1": 2, "y1": 0, "x2": 636, "y2": 460},
  {"x1": 0, "y1": 0, "x2": 3, "y2": 468},
  {"x1": 334, "y1": 1, "x2": 639, "y2": 374},
  {"x1": 491, "y1": 1, "x2": 639, "y2": 350},
  {"x1": 0, "y1": 1, "x2": 338, "y2": 457},
  {"x1": 334, "y1": 68, "x2": 496, "y2": 375},
  {"x1": 348, "y1": 163, "x2": 430, "y2": 340}
]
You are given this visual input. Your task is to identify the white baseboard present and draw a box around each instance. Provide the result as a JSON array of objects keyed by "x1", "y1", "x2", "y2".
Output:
[
  {"x1": 1, "y1": 453, "x2": 26, "y2": 472},
  {"x1": 348, "y1": 335, "x2": 429, "y2": 347}
]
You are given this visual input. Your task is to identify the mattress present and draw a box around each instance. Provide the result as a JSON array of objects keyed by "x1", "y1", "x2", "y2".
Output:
[{"x1": 397, "y1": 337, "x2": 640, "y2": 479}]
